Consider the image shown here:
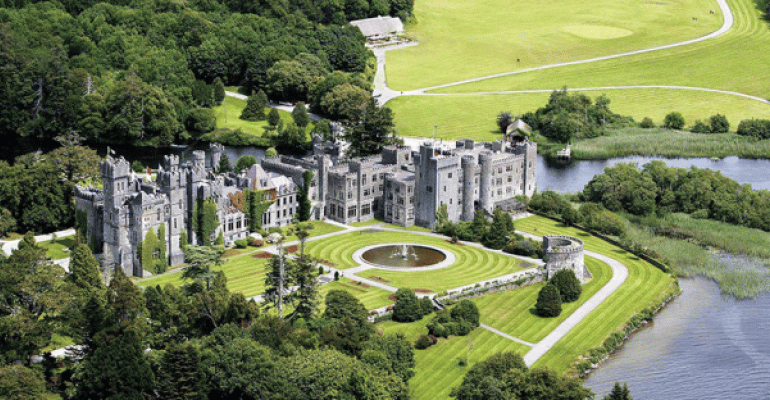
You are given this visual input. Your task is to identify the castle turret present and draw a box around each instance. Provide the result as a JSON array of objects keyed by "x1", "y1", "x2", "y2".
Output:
[
  {"x1": 461, "y1": 155, "x2": 475, "y2": 221},
  {"x1": 209, "y1": 143, "x2": 224, "y2": 171},
  {"x1": 101, "y1": 156, "x2": 134, "y2": 275},
  {"x1": 479, "y1": 151, "x2": 493, "y2": 215}
]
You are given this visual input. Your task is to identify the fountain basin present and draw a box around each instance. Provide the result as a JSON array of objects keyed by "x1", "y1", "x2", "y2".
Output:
[{"x1": 352, "y1": 243, "x2": 455, "y2": 271}]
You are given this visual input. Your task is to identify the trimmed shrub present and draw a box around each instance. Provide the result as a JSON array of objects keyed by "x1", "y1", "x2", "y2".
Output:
[
  {"x1": 549, "y1": 269, "x2": 582, "y2": 303},
  {"x1": 709, "y1": 114, "x2": 730, "y2": 133},
  {"x1": 639, "y1": 117, "x2": 655, "y2": 128},
  {"x1": 414, "y1": 334, "x2": 435, "y2": 350},
  {"x1": 234, "y1": 239, "x2": 248, "y2": 249},
  {"x1": 663, "y1": 112, "x2": 685, "y2": 130},
  {"x1": 690, "y1": 119, "x2": 710, "y2": 133},
  {"x1": 736, "y1": 118, "x2": 770, "y2": 139},
  {"x1": 333, "y1": 271, "x2": 339, "y2": 280},
  {"x1": 393, "y1": 288, "x2": 423, "y2": 322},
  {"x1": 450, "y1": 300, "x2": 480, "y2": 326},
  {"x1": 535, "y1": 283, "x2": 562, "y2": 317}
]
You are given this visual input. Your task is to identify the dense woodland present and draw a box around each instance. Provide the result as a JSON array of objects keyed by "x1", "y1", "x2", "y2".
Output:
[{"x1": 0, "y1": 0, "x2": 408, "y2": 153}]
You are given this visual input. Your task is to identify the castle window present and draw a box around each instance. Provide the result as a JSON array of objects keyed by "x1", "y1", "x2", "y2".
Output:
[
  {"x1": 448, "y1": 173, "x2": 452, "y2": 179},
  {"x1": 372, "y1": 174, "x2": 377, "y2": 182},
  {"x1": 450, "y1": 198, "x2": 452, "y2": 204},
  {"x1": 498, "y1": 167, "x2": 503, "y2": 174},
  {"x1": 426, "y1": 186, "x2": 433, "y2": 193},
  {"x1": 348, "y1": 206, "x2": 356, "y2": 218},
  {"x1": 443, "y1": 186, "x2": 446, "y2": 192},
  {"x1": 506, "y1": 165, "x2": 512, "y2": 172},
  {"x1": 228, "y1": 222, "x2": 234, "y2": 231},
  {"x1": 237, "y1": 220, "x2": 242, "y2": 229},
  {"x1": 362, "y1": 204, "x2": 371, "y2": 215}
]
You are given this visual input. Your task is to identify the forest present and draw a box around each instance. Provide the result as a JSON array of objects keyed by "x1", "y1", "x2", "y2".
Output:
[{"x1": 0, "y1": 0, "x2": 409, "y2": 154}]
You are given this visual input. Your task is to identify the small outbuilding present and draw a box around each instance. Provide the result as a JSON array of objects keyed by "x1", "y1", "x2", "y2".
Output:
[{"x1": 350, "y1": 16, "x2": 404, "y2": 40}]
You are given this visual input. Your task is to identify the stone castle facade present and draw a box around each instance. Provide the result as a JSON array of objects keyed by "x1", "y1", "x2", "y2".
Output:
[
  {"x1": 77, "y1": 130, "x2": 537, "y2": 276},
  {"x1": 75, "y1": 145, "x2": 299, "y2": 277},
  {"x1": 263, "y1": 133, "x2": 537, "y2": 229}
]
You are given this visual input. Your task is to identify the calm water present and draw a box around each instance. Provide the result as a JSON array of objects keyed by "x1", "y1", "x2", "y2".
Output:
[
  {"x1": 362, "y1": 245, "x2": 446, "y2": 267},
  {"x1": 585, "y1": 278, "x2": 770, "y2": 399},
  {"x1": 537, "y1": 155, "x2": 770, "y2": 192}
]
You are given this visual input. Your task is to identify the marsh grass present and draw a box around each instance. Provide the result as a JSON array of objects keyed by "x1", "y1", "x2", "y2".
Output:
[
  {"x1": 571, "y1": 127, "x2": 770, "y2": 159},
  {"x1": 623, "y1": 212, "x2": 770, "y2": 298}
]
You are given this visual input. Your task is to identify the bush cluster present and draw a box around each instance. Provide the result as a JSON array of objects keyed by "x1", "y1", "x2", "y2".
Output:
[
  {"x1": 503, "y1": 234, "x2": 543, "y2": 258},
  {"x1": 392, "y1": 288, "x2": 433, "y2": 322},
  {"x1": 736, "y1": 119, "x2": 770, "y2": 139},
  {"x1": 535, "y1": 283, "x2": 562, "y2": 317},
  {"x1": 426, "y1": 300, "x2": 480, "y2": 338},
  {"x1": 521, "y1": 88, "x2": 633, "y2": 142},
  {"x1": 234, "y1": 239, "x2": 248, "y2": 249},
  {"x1": 549, "y1": 269, "x2": 582, "y2": 302},
  {"x1": 414, "y1": 334, "x2": 437, "y2": 350}
]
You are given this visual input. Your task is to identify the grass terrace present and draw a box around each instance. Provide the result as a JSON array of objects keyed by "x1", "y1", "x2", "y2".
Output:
[
  {"x1": 318, "y1": 277, "x2": 395, "y2": 310},
  {"x1": 380, "y1": 316, "x2": 531, "y2": 400},
  {"x1": 473, "y1": 256, "x2": 611, "y2": 343},
  {"x1": 515, "y1": 215, "x2": 675, "y2": 373},
  {"x1": 387, "y1": 0, "x2": 721, "y2": 90},
  {"x1": 304, "y1": 230, "x2": 524, "y2": 291},
  {"x1": 209, "y1": 96, "x2": 314, "y2": 146}
]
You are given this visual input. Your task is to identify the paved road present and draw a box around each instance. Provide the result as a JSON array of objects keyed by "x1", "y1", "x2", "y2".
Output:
[
  {"x1": 418, "y1": 85, "x2": 770, "y2": 105},
  {"x1": 516, "y1": 232, "x2": 629, "y2": 367},
  {"x1": 481, "y1": 323, "x2": 535, "y2": 347}
]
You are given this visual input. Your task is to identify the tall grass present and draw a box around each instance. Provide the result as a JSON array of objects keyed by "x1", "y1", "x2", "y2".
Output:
[
  {"x1": 622, "y1": 212, "x2": 770, "y2": 298},
  {"x1": 571, "y1": 127, "x2": 770, "y2": 159}
]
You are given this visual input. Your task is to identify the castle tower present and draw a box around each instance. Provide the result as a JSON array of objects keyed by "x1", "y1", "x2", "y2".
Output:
[
  {"x1": 461, "y1": 155, "x2": 475, "y2": 221},
  {"x1": 523, "y1": 140, "x2": 537, "y2": 197},
  {"x1": 209, "y1": 143, "x2": 224, "y2": 171},
  {"x1": 158, "y1": 155, "x2": 186, "y2": 266},
  {"x1": 101, "y1": 156, "x2": 135, "y2": 276},
  {"x1": 478, "y1": 151, "x2": 493, "y2": 215},
  {"x1": 543, "y1": 236, "x2": 586, "y2": 283},
  {"x1": 316, "y1": 154, "x2": 330, "y2": 219}
]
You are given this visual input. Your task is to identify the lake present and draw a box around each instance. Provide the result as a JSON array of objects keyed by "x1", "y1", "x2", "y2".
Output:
[{"x1": 585, "y1": 278, "x2": 770, "y2": 399}]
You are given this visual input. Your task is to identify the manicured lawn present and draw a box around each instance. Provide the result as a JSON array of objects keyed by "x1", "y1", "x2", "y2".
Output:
[
  {"x1": 39, "y1": 235, "x2": 76, "y2": 260},
  {"x1": 304, "y1": 230, "x2": 523, "y2": 291},
  {"x1": 386, "y1": 0, "x2": 721, "y2": 90},
  {"x1": 431, "y1": 0, "x2": 770, "y2": 100},
  {"x1": 515, "y1": 215, "x2": 675, "y2": 373},
  {"x1": 380, "y1": 316, "x2": 530, "y2": 400},
  {"x1": 388, "y1": 90, "x2": 770, "y2": 144},
  {"x1": 473, "y1": 256, "x2": 611, "y2": 343},
  {"x1": 138, "y1": 254, "x2": 270, "y2": 298},
  {"x1": 210, "y1": 97, "x2": 314, "y2": 142},
  {"x1": 318, "y1": 277, "x2": 394, "y2": 310},
  {"x1": 280, "y1": 220, "x2": 346, "y2": 242}
]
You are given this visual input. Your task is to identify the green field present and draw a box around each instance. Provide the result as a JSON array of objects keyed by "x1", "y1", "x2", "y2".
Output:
[
  {"x1": 389, "y1": 90, "x2": 770, "y2": 144},
  {"x1": 380, "y1": 317, "x2": 530, "y2": 400},
  {"x1": 514, "y1": 215, "x2": 675, "y2": 373},
  {"x1": 430, "y1": 0, "x2": 770, "y2": 99},
  {"x1": 473, "y1": 256, "x2": 611, "y2": 343},
  {"x1": 39, "y1": 235, "x2": 76, "y2": 260},
  {"x1": 210, "y1": 96, "x2": 313, "y2": 143},
  {"x1": 387, "y1": 0, "x2": 721, "y2": 90}
]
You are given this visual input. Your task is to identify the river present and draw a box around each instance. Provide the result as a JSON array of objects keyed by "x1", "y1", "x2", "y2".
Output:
[
  {"x1": 537, "y1": 154, "x2": 770, "y2": 193},
  {"x1": 585, "y1": 278, "x2": 770, "y2": 399}
]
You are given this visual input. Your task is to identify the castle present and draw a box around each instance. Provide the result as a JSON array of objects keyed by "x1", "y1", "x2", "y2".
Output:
[
  {"x1": 542, "y1": 236, "x2": 588, "y2": 283},
  {"x1": 76, "y1": 130, "x2": 537, "y2": 277}
]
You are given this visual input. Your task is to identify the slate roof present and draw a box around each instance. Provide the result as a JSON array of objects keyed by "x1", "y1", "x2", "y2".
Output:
[{"x1": 350, "y1": 16, "x2": 404, "y2": 38}]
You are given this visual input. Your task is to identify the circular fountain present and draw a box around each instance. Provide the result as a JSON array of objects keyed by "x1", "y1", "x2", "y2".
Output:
[{"x1": 353, "y1": 243, "x2": 455, "y2": 271}]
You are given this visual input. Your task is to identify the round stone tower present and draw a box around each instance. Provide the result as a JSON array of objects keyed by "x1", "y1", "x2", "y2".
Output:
[
  {"x1": 542, "y1": 235, "x2": 586, "y2": 283},
  {"x1": 461, "y1": 155, "x2": 475, "y2": 221},
  {"x1": 478, "y1": 151, "x2": 493, "y2": 214}
]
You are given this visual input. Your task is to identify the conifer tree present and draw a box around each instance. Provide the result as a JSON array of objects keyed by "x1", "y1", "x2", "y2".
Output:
[
  {"x1": 550, "y1": 268, "x2": 582, "y2": 303},
  {"x1": 214, "y1": 230, "x2": 224, "y2": 246},
  {"x1": 268, "y1": 107, "x2": 281, "y2": 127},
  {"x1": 69, "y1": 243, "x2": 104, "y2": 293},
  {"x1": 157, "y1": 224, "x2": 168, "y2": 273},
  {"x1": 157, "y1": 342, "x2": 206, "y2": 400},
  {"x1": 604, "y1": 382, "x2": 633, "y2": 400},
  {"x1": 139, "y1": 228, "x2": 158, "y2": 273},
  {"x1": 298, "y1": 170, "x2": 313, "y2": 221},
  {"x1": 240, "y1": 90, "x2": 267, "y2": 121},
  {"x1": 292, "y1": 102, "x2": 310, "y2": 128},
  {"x1": 213, "y1": 77, "x2": 225, "y2": 105},
  {"x1": 218, "y1": 153, "x2": 232, "y2": 173},
  {"x1": 180, "y1": 229, "x2": 188, "y2": 251},
  {"x1": 535, "y1": 283, "x2": 562, "y2": 317}
]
